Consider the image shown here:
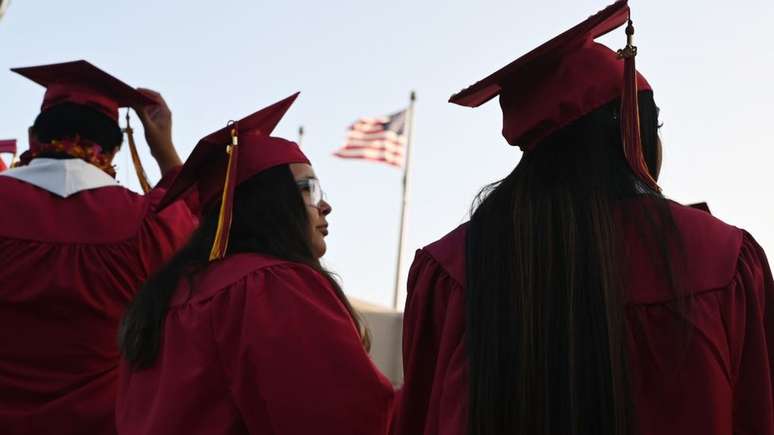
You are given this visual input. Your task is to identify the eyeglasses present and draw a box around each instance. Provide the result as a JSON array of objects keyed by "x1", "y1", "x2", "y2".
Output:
[{"x1": 295, "y1": 178, "x2": 326, "y2": 208}]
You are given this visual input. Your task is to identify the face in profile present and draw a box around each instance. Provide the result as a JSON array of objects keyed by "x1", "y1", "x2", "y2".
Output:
[{"x1": 290, "y1": 163, "x2": 332, "y2": 259}]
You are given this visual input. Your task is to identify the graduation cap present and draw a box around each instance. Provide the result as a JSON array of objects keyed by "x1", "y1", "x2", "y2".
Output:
[
  {"x1": 11, "y1": 60, "x2": 155, "y2": 123},
  {"x1": 159, "y1": 92, "x2": 309, "y2": 261},
  {"x1": 12, "y1": 60, "x2": 159, "y2": 192},
  {"x1": 450, "y1": 0, "x2": 657, "y2": 190}
]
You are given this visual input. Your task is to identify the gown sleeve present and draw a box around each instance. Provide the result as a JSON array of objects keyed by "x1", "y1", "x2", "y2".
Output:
[
  {"x1": 392, "y1": 248, "x2": 467, "y2": 434},
  {"x1": 210, "y1": 263, "x2": 394, "y2": 435},
  {"x1": 727, "y1": 231, "x2": 774, "y2": 434},
  {"x1": 149, "y1": 165, "x2": 202, "y2": 217},
  {"x1": 137, "y1": 165, "x2": 200, "y2": 274}
]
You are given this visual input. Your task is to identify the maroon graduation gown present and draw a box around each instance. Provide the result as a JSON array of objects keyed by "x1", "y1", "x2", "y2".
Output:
[
  {"x1": 116, "y1": 253, "x2": 395, "y2": 435},
  {"x1": 0, "y1": 169, "x2": 198, "y2": 435},
  {"x1": 392, "y1": 200, "x2": 774, "y2": 435}
]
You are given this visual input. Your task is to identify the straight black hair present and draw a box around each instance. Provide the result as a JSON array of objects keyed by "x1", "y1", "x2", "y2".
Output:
[
  {"x1": 119, "y1": 164, "x2": 369, "y2": 369},
  {"x1": 466, "y1": 91, "x2": 683, "y2": 435},
  {"x1": 32, "y1": 103, "x2": 123, "y2": 153}
]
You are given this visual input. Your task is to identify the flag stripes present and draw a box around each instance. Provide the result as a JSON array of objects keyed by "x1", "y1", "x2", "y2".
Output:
[
  {"x1": 333, "y1": 110, "x2": 407, "y2": 168},
  {"x1": 0, "y1": 139, "x2": 16, "y2": 154}
]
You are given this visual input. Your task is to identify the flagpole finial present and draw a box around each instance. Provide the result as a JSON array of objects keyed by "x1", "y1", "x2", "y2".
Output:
[{"x1": 410, "y1": 90, "x2": 416, "y2": 102}]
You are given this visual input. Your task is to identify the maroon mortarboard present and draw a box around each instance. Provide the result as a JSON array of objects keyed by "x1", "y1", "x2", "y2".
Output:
[
  {"x1": 450, "y1": 0, "x2": 657, "y2": 190},
  {"x1": 11, "y1": 60, "x2": 155, "y2": 123},
  {"x1": 159, "y1": 92, "x2": 309, "y2": 261},
  {"x1": 0, "y1": 139, "x2": 16, "y2": 155}
]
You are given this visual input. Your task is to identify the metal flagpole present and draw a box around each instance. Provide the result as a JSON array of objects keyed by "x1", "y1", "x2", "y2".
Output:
[
  {"x1": 0, "y1": 0, "x2": 11, "y2": 22},
  {"x1": 298, "y1": 126, "x2": 305, "y2": 147},
  {"x1": 392, "y1": 91, "x2": 416, "y2": 310}
]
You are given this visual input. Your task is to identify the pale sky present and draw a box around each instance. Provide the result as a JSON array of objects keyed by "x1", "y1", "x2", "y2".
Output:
[{"x1": 1, "y1": 0, "x2": 772, "y2": 308}]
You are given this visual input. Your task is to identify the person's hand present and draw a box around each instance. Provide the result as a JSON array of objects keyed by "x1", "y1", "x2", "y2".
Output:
[{"x1": 134, "y1": 88, "x2": 181, "y2": 174}]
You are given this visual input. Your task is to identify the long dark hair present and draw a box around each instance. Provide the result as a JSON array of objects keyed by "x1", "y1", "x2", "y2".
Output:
[
  {"x1": 119, "y1": 164, "x2": 368, "y2": 369},
  {"x1": 466, "y1": 91, "x2": 683, "y2": 435},
  {"x1": 33, "y1": 103, "x2": 124, "y2": 152}
]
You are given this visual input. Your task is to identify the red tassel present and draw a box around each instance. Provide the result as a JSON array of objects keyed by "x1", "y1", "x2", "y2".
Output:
[
  {"x1": 618, "y1": 20, "x2": 659, "y2": 191},
  {"x1": 209, "y1": 124, "x2": 239, "y2": 261}
]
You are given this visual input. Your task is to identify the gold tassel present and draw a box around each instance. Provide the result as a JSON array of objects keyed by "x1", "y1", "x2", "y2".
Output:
[
  {"x1": 208, "y1": 123, "x2": 240, "y2": 261},
  {"x1": 123, "y1": 110, "x2": 152, "y2": 194}
]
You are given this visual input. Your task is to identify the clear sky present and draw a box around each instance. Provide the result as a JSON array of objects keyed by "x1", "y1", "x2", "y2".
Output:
[{"x1": 1, "y1": 0, "x2": 772, "y2": 308}]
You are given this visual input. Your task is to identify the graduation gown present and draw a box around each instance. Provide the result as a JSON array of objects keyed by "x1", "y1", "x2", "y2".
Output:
[
  {"x1": 392, "y1": 200, "x2": 774, "y2": 435},
  {"x1": 116, "y1": 253, "x2": 395, "y2": 435},
  {"x1": 0, "y1": 158, "x2": 198, "y2": 435}
]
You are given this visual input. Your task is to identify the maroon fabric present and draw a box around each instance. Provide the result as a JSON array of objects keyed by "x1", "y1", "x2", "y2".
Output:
[
  {"x1": 42, "y1": 83, "x2": 120, "y2": 122},
  {"x1": 0, "y1": 167, "x2": 198, "y2": 435},
  {"x1": 392, "y1": 200, "x2": 774, "y2": 435},
  {"x1": 116, "y1": 253, "x2": 395, "y2": 435},
  {"x1": 499, "y1": 41, "x2": 651, "y2": 150},
  {"x1": 11, "y1": 60, "x2": 155, "y2": 123},
  {"x1": 194, "y1": 135, "x2": 309, "y2": 212},
  {"x1": 690, "y1": 202, "x2": 711, "y2": 214}
]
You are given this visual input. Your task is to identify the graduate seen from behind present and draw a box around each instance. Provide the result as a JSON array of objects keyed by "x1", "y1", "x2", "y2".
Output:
[
  {"x1": 0, "y1": 61, "x2": 198, "y2": 435},
  {"x1": 117, "y1": 94, "x2": 394, "y2": 435},
  {"x1": 392, "y1": 1, "x2": 774, "y2": 435}
]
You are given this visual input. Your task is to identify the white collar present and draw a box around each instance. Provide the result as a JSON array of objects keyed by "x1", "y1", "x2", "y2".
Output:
[{"x1": 0, "y1": 158, "x2": 120, "y2": 198}]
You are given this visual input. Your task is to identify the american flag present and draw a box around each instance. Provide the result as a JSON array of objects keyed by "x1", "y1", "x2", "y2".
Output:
[
  {"x1": 333, "y1": 110, "x2": 407, "y2": 168},
  {"x1": 0, "y1": 139, "x2": 16, "y2": 154}
]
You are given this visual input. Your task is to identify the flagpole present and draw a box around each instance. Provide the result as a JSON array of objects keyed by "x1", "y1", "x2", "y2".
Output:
[
  {"x1": 392, "y1": 91, "x2": 416, "y2": 310},
  {"x1": 298, "y1": 126, "x2": 305, "y2": 147}
]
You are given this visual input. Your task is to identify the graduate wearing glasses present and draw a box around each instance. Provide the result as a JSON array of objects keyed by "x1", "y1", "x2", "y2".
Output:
[{"x1": 117, "y1": 94, "x2": 394, "y2": 435}]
